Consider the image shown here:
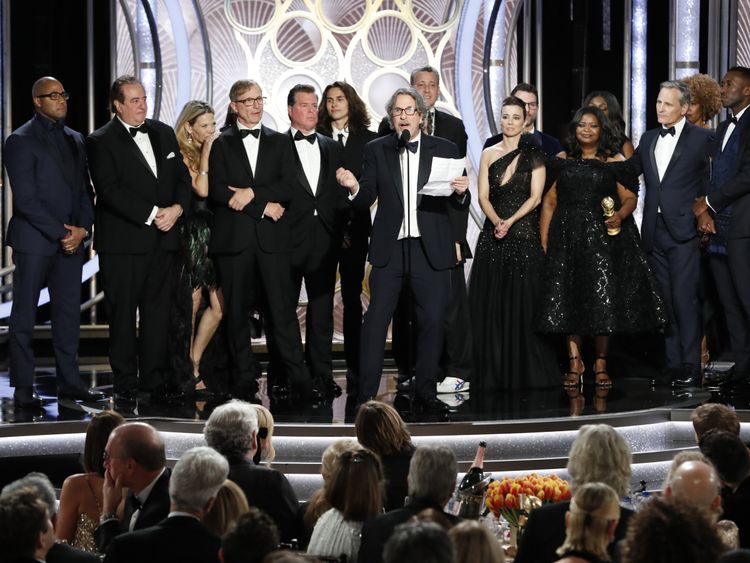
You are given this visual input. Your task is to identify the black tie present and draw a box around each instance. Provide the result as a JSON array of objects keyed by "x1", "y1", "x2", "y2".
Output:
[
  {"x1": 129, "y1": 493, "x2": 142, "y2": 511},
  {"x1": 240, "y1": 128, "x2": 260, "y2": 139},
  {"x1": 406, "y1": 140, "x2": 419, "y2": 154},
  {"x1": 659, "y1": 126, "x2": 676, "y2": 137},
  {"x1": 337, "y1": 133, "x2": 345, "y2": 147},
  {"x1": 129, "y1": 124, "x2": 148, "y2": 138},
  {"x1": 294, "y1": 131, "x2": 316, "y2": 144}
]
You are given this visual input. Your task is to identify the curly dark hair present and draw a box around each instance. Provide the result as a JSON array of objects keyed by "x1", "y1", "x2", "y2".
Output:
[
  {"x1": 681, "y1": 74, "x2": 722, "y2": 123},
  {"x1": 317, "y1": 81, "x2": 371, "y2": 136},
  {"x1": 583, "y1": 90, "x2": 629, "y2": 150},
  {"x1": 565, "y1": 106, "x2": 619, "y2": 160}
]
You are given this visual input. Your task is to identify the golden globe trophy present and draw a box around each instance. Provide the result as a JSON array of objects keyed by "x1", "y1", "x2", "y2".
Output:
[{"x1": 601, "y1": 197, "x2": 620, "y2": 236}]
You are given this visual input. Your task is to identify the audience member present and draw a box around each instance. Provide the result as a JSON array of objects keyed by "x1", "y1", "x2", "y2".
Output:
[
  {"x1": 719, "y1": 520, "x2": 742, "y2": 551},
  {"x1": 358, "y1": 445, "x2": 459, "y2": 563},
  {"x1": 692, "y1": 404, "x2": 741, "y2": 441},
  {"x1": 0, "y1": 488, "x2": 56, "y2": 563},
  {"x1": 220, "y1": 508, "x2": 280, "y2": 563},
  {"x1": 412, "y1": 507, "x2": 456, "y2": 531},
  {"x1": 720, "y1": 549, "x2": 750, "y2": 562},
  {"x1": 104, "y1": 446, "x2": 228, "y2": 563},
  {"x1": 202, "y1": 479, "x2": 249, "y2": 537},
  {"x1": 516, "y1": 425, "x2": 633, "y2": 563},
  {"x1": 662, "y1": 449, "x2": 711, "y2": 484},
  {"x1": 383, "y1": 521, "x2": 456, "y2": 563},
  {"x1": 307, "y1": 448, "x2": 384, "y2": 562},
  {"x1": 663, "y1": 459, "x2": 722, "y2": 517},
  {"x1": 204, "y1": 400, "x2": 300, "y2": 542},
  {"x1": 262, "y1": 553, "x2": 306, "y2": 563},
  {"x1": 252, "y1": 404, "x2": 276, "y2": 466},
  {"x1": 449, "y1": 520, "x2": 505, "y2": 563},
  {"x1": 56, "y1": 411, "x2": 125, "y2": 551}
]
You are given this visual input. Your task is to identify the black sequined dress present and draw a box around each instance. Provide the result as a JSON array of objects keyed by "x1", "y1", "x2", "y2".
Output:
[
  {"x1": 184, "y1": 196, "x2": 216, "y2": 289},
  {"x1": 538, "y1": 158, "x2": 666, "y2": 335},
  {"x1": 469, "y1": 139, "x2": 559, "y2": 390}
]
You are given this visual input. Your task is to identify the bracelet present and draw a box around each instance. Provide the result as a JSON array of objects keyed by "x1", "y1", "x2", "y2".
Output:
[
  {"x1": 199, "y1": 170, "x2": 208, "y2": 176},
  {"x1": 99, "y1": 513, "x2": 118, "y2": 524}
]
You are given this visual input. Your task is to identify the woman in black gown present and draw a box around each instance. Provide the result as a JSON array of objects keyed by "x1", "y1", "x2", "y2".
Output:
[
  {"x1": 469, "y1": 96, "x2": 558, "y2": 390},
  {"x1": 538, "y1": 106, "x2": 665, "y2": 388}
]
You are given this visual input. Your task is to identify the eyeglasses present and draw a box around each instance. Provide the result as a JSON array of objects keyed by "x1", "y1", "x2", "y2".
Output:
[
  {"x1": 37, "y1": 91, "x2": 70, "y2": 101},
  {"x1": 234, "y1": 96, "x2": 266, "y2": 107},
  {"x1": 390, "y1": 107, "x2": 418, "y2": 117},
  {"x1": 524, "y1": 102, "x2": 538, "y2": 109}
]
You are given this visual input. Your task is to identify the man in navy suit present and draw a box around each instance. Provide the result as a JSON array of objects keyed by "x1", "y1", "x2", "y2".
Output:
[
  {"x1": 629, "y1": 80, "x2": 713, "y2": 387},
  {"x1": 337, "y1": 88, "x2": 469, "y2": 414},
  {"x1": 4, "y1": 77, "x2": 104, "y2": 408}
]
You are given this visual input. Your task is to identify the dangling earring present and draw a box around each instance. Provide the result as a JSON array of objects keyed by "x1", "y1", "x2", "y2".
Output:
[{"x1": 187, "y1": 131, "x2": 193, "y2": 144}]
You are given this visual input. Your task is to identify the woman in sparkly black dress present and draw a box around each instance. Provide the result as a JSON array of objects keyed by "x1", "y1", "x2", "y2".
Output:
[
  {"x1": 469, "y1": 96, "x2": 558, "y2": 390},
  {"x1": 538, "y1": 106, "x2": 665, "y2": 388}
]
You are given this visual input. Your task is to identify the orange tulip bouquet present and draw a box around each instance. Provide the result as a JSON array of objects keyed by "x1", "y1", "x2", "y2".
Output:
[{"x1": 485, "y1": 473, "x2": 572, "y2": 529}]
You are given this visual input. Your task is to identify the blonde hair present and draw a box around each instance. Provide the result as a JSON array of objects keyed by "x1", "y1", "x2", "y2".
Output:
[
  {"x1": 201, "y1": 479, "x2": 248, "y2": 536},
  {"x1": 304, "y1": 439, "x2": 359, "y2": 531},
  {"x1": 449, "y1": 520, "x2": 505, "y2": 563},
  {"x1": 251, "y1": 404, "x2": 276, "y2": 465},
  {"x1": 567, "y1": 424, "x2": 632, "y2": 497},
  {"x1": 174, "y1": 100, "x2": 214, "y2": 172},
  {"x1": 556, "y1": 482, "x2": 620, "y2": 561}
]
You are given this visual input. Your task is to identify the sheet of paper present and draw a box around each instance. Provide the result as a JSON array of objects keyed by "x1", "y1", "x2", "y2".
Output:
[{"x1": 419, "y1": 157, "x2": 466, "y2": 196}]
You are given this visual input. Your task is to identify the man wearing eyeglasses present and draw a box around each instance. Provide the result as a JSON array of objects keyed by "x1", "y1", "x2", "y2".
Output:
[
  {"x1": 4, "y1": 76, "x2": 104, "y2": 408},
  {"x1": 87, "y1": 75, "x2": 191, "y2": 405},
  {"x1": 337, "y1": 88, "x2": 469, "y2": 416},
  {"x1": 207, "y1": 79, "x2": 309, "y2": 402}
]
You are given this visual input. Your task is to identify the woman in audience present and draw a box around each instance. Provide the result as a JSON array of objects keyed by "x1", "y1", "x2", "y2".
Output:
[
  {"x1": 202, "y1": 479, "x2": 249, "y2": 536},
  {"x1": 307, "y1": 448, "x2": 384, "y2": 562},
  {"x1": 554, "y1": 482, "x2": 620, "y2": 563},
  {"x1": 583, "y1": 90, "x2": 634, "y2": 157},
  {"x1": 355, "y1": 401, "x2": 415, "y2": 510},
  {"x1": 56, "y1": 411, "x2": 125, "y2": 551},
  {"x1": 682, "y1": 73, "x2": 722, "y2": 129},
  {"x1": 516, "y1": 424, "x2": 633, "y2": 563},
  {"x1": 252, "y1": 404, "x2": 276, "y2": 466},
  {"x1": 449, "y1": 520, "x2": 505, "y2": 563}
]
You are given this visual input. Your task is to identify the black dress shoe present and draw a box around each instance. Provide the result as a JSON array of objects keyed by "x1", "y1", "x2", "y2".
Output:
[
  {"x1": 59, "y1": 387, "x2": 107, "y2": 402},
  {"x1": 113, "y1": 391, "x2": 137, "y2": 404},
  {"x1": 13, "y1": 388, "x2": 44, "y2": 409},
  {"x1": 672, "y1": 364, "x2": 701, "y2": 388},
  {"x1": 396, "y1": 376, "x2": 415, "y2": 392},
  {"x1": 414, "y1": 396, "x2": 450, "y2": 415}
]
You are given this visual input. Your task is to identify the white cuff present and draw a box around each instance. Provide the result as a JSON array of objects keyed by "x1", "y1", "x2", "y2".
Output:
[
  {"x1": 705, "y1": 196, "x2": 716, "y2": 213},
  {"x1": 145, "y1": 206, "x2": 159, "y2": 225}
]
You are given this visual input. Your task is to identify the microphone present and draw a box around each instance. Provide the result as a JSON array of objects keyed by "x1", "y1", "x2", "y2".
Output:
[{"x1": 398, "y1": 129, "x2": 411, "y2": 148}]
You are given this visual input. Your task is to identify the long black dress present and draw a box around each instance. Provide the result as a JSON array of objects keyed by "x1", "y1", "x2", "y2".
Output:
[
  {"x1": 538, "y1": 158, "x2": 666, "y2": 335},
  {"x1": 469, "y1": 140, "x2": 559, "y2": 389}
]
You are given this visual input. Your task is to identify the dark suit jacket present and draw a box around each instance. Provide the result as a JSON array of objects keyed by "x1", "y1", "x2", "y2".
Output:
[
  {"x1": 709, "y1": 112, "x2": 750, "y2": 238},
  {"x1": 208, "y1": 124, "x2": 296, "y2": 254},
  {"x1": 94, "y1": 469, "x2": 171, "y2": 553},
  {"x1": 629, "y1": 121, "x2": 713, "y2": 251},
  {"x1": 358, "y1": 498, "x2": 460, "y2": 563},
  {"x1": 4, "y1": 114, "x2": 94, "y2": 255},
  {"x1": 47, "y1": 542, "x2": 100, "y2": 563},
  {"x1": 353, "y1": 133, "x2": 460, "y2": 270},
  {"x1": 514, "y1": 500, "x2": 634, "y2": 563},
  {"x1": 378, "y1": 109, "x2": 468, "y2": 157},
  {"x1": 335, "y1": 128, "x2": 378, "y2": 239},
  {"x1": 227, "y1": 458, "x2": 300, "y2": 543},
  {"x1": 721, "y1": 476, "x2": 750, "y2": 548},
  {"x1": 484, "y1": 129, "x2": 563, "y2": 159},
  {"x1": 103, "y1": 515, "x2": 220, "y2": 563},
  {"x1": 87, "y1": 118, "x2": 191, "y2": 254}
]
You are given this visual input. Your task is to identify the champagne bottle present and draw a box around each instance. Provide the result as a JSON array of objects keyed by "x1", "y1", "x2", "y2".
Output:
[{"x1": 458, "y1": 441, "x2": 487, "y2": 493}]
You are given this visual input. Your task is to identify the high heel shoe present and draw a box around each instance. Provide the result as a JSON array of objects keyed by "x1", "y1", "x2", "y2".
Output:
[
  {"x1": 594, "y1": 355, "x2": 613, "y2": 389},
  {"x1": 564, "y1": 356, "x2": 585, "y2": 388}
]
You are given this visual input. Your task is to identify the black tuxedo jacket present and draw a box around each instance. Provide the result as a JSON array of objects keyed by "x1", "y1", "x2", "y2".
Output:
[
  {"x1": 629, "y1": 121, "x2": 713, "y2": 251},
  {"x1": 4, "y1": 114, "x2": 94, "y2": 255},
  {"x1": 103, "y1": 515, "x2": 220, "y2": 563},
  {"x1": 208, "y1": 124, "x2": 296, "y2": 254},
  {"x1": 353, "y1": 133, "x2": 460, "y2": 270},
  {"x1": 484, "y1": 129, "x2": 563, "y2": 159},
  {"x1": 378, "y1": 109, "x2": 468, "y2": 157},
  {"x1": 285, "y1": 132, "x2": 348, "y2": 246},
  {"x1": 87, "y1": 118, "x2": 191, "y2": 254},
  {"x1": 227, "y1": 458, "x2": 300, "y2": 543},
  {"x1": 94, "y1": 468, "x2": 171, "y2": 553},
  {"x1": 710, "y1": 111, "x2": 750, "y2": 239},
  {"x1": 47, "y1": 542, "x2": 100, "y2": 563},
  {"x1": 335, "y1": 128, "x2": 378, "y2": 238}
]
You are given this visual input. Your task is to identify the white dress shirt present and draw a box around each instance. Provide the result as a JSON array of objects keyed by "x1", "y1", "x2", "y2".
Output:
[
  {"x1": 332, "y1": 125, "x2": 349, "y2": 147},
  {"x1": 398, "y1": 132, "x2": 422, "y2": 239},
  {"x1": 237, "y1": 122, "x2": 262, "y2": 173},
  {"x1": 129, "y1": 467, "x2": 166, "y2": 531},
  {"x1": 292, "y1": 127, "x2": 321, "y2": 196},
  {"x1": 654, "y1": 116, "x2": 686, "y2": 182},
  {"x1": 118, "y1": 116, "x2": 159, "y2": 225}
]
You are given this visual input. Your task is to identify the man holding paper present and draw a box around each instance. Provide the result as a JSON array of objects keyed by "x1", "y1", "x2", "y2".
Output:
[{"x1": 336, "y1": 87, "x2": 468, "y2": 415}]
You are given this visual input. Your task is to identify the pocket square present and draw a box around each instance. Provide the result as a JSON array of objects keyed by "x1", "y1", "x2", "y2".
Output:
[{"x1": 166, "y1": 152, "x2": 175, "y2": 159}]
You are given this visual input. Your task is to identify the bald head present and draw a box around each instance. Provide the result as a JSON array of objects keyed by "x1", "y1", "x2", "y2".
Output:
[
  {"x1": 32, "y1": 77, "x2": 60, "y2": 98},
  {"x1": 111, "y1": 422, "x2": 166, "y2": 471},
  {"x1": 665, "y1": 460, "x2": 721, "y2": 514},
  {"x1": 31, "y1": 76, "x2": 67, "y2": 122}
]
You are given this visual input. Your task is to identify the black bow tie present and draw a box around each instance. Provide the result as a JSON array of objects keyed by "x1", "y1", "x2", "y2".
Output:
[
  {"x1": 406, "y1": 140, "x2": 419, "y2": 153},
  {"x1": 730, "y1": 116, "x2": 739, "y2": 125},
  {"x1": 294, "y1": 131, "x2": 316, "y2": 144},
  {"x1": 659, "y1": 126, "x2": 676, "y2": 137},
  {"x1": 129, "y1": 124, "x2": 148, "y2": 138},
  {"x1": 240, "y1": 128, "x2": 260, "y2": 139}
]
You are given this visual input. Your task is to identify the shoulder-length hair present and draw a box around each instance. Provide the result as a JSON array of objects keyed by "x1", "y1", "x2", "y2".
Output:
[
  {"x1": 83, "y1": 411, "x2": 125, "y2": 475},
  {"x1": 567, "y1": 424, "x2": 632, "y2": 497},
  {"x1": 556, "y1": 482, "x2": 620, "y2": 561},
  {"x1": 355, "y1": 400, "x2": 413, "y2": 456},
  {"x1": 583, "y1": 90, "x2": 628, "y2": 142},
  {"x1": 174, "y1": 100, "x2": 214, "y2": 171},
  {"x1": 565, "y1": 106, "x2": 620, "y2": 160},
  {"x1": 325, "y1": 447, "x2": 384, "y2": 521},
  {"x1": 317, "y1": 81, "x2": 371, "y2": 136}
]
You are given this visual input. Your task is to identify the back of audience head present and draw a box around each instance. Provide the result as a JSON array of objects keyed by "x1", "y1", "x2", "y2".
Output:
[
  {"x1": 719, "y1": 549, "x2": 750, "y2": 563},
  {"x1": 412, "y1": 507, "x2": 456, "y2": 531},
  {"x1": 567, "y1": 424, "x2": 632, "y2": 497},
  {"x1": 204, "y1": 399, "x2": 259, "y2": 461},
  {"x1": 221, "y1": 507, "x2": 280, "y2": 563},
  {"x1": 407, "y1": 445, "x2": 458, "y2": 506},
  {"x1": 202, "y1": 479, "x2": 249, "y2": 537},
  {"x1": 384, "y1": 521, "x2": 456, "y2": 563},
  {"x1": 325, "y1": 447, "x2": 384, "y2": 521},
  {"x1": 556, "y1": 482, "x2": 620, "y2": 562},
  {"x1": 262, "y1": 552, "x2": 306, "y2": 563},
  {"x1": 355, "y1": 400, "x2": 413, "y2": 457},
  {"x1": 169, "y1": 446, "x2": 229, "y2": 516},
  {"x1": 692, "y1": 403, "x2": 741, "y2": 442},
  {"x1": 107, "y1": 421, "x2": 166, "y2": 473},
  {"x1": 700, "y1": 430, "x2": 750, "y2": 487},
  {"x1": 717, "y1": 519, "x2": 741, "y2": 551},
  {"x1": 252, "y1": 404, "x2": 276, "y2": 465},
  {"x1": 0, "y1": 488, "x2": 56, "y2": 561},
  {"x1": 304, "y1": 438, "x2": 358, "y2": 531},
  {"x1": 1, "y1": 472, "x2": 58, "y2": 518},
  {"x1": 663, "y1": 459, "x2": 721, "y2": 516},
  {"x1": 663, "y1": 449, "x2": 710, "y2": 486},
  {"x1": 622, "y1": 496, "x2": 724, "y2": 563},
  {"x1": 449, "y1": 519, "x2": 505, "y2": 563},
  {"x1": 83, "y1": 411, "x2": 125, "y2": 476}
]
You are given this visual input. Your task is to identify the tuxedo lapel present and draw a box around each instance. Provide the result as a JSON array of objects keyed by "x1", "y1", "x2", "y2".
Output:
[
  {"x1": 647, "y1": 132, "x2": 660, "y2": 185},
  {"x1": 716, "y1": 120, "x2": 730, "y2": 155},
  {"x1": 146, "y1": 123, "x2": 162, "y2": 177},
  {"x1": 230, "y1": 127, "x2": 255, "y2": 182},
  {"x1": 288, "y1": 131, "x2": 314, "y2": 196},
  {"x1": 660, "y1": 124, "x2": 691, "y2": 184},
  {"x1": 417, "y1": 136, "x2": 433, "y2": 190},
  {"x1": 316, "y1": 133, "x2": 328, "y2": 195},
  {"x1": 383, "y1": 137, "x2": 403, "y2": 205},
  {"x1": 115, "y1": 121, "x2": 157, "y2": 179}
]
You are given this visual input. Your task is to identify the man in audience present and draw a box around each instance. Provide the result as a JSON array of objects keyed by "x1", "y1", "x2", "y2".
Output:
[
  {"x1": 219, "y1": 508, "x2": 280, "y2": 563},
  {"x1": 383, "y1": 521, "x2": 456, "y2": 563},
  {"x1": 358, "y1": 445, "x2": 459, "y2": 563},
  {"x1": 0, "y1": 488, "x2": 56, "y2": 563},
  {"x1": 94, "y1": 422, "x2": 171, "y2": 552},
  {"x1": 663, "y1": 459, "x2": 722, "y2": 516},
  {"x1": 204, "y1": 400, "x2": 299, "y2": 542},
  {"x1": 692, "y1": 403, "x2": 742, "y2": 441},
  {"x1": 104, "y1": 446, "x2": 227, "y2": 563}
]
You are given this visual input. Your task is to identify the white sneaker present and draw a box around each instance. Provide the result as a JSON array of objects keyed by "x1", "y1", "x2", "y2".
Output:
[
  {"x1": 437, "y1": 377, "x2": 470, "y2": 394},
  {"x1": 437, "y1": 393, "x2": 468, "y2": 408}
]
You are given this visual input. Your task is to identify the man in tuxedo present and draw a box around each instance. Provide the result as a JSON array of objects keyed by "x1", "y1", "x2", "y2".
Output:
[
  {"x1": 208, "y1": 79, "x2": 307, "y2": 401},
  {"x1": 94, "y1": 422, "x2": 171, "y2": 552},
  {"x1": 694, "y1": 66, "x2": 750, "y2": 388},
  {"x1": 0, "y1": 488, "x2": 56, "y2": 563},
  {"x1": 4, "y1": 76, "x2": 104, "y2": 408},
  {"x1": 285, "y1": 84, "x2": 349, "y2": 400},
  {"x1": 337, "y1": 87, "x2": 469, "y2": 414},
  {"x1": 87, "y1": 75, "x2": 191, "y2": 403},
  {"x1": 358, "y1": 446, "x2": 460, "y2": 563},
  {"x1": 104, "y1": 446, "x2": 227, "y2": 563},
  {"x1": 629, "y1": 80, "x2": 713, "y2": 387}
]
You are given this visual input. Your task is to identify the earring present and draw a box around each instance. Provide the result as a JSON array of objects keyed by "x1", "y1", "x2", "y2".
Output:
[{"x1": 187, "y1": 131, "x2": 193, "y2": 144}]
